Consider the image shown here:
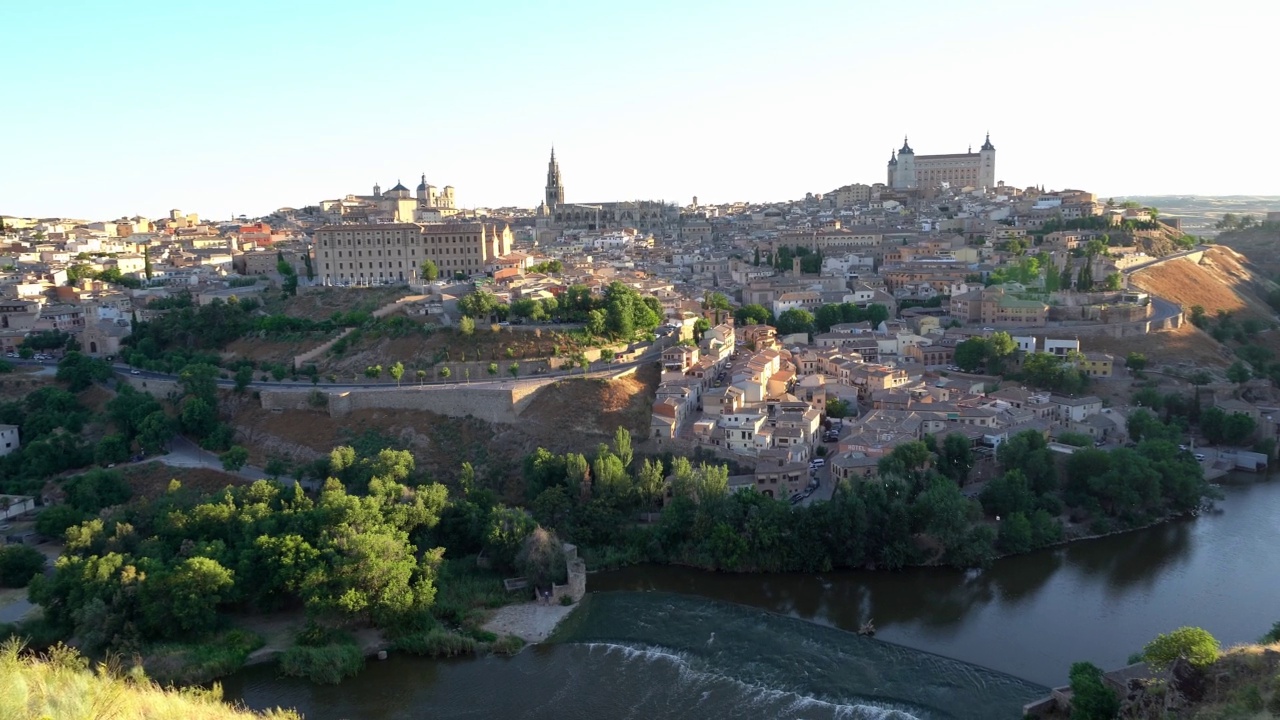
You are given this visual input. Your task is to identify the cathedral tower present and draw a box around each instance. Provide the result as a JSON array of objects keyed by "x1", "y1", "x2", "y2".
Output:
[{"x1": 545, "y1": 147, "x2": 564, "y2": 208}]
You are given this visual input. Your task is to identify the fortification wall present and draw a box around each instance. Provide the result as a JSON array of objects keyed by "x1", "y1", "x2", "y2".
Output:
[{"x1": 260, "y1": 366, "x2": 637, "y2": 424}]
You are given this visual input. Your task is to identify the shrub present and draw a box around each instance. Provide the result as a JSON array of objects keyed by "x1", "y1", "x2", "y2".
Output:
[
  {"x1": 34, "y1": 505, "x2": 86, "y2": 540},
  {"x1": 394, "y1": 629, "x2": 478, "y2": 658},
  {"x1": 1068, "y1": 661, "x2": 1120, "y2": 720},
  {"x1": 559, "y1": 594, "x2": 576, "y2": 607},
  {"x1": 1260, "y1": 620, "x2": 1280, "y2": 644},
  {"x1": 490, "y1": 634, "x2": 525, "y2": 656},
  {"x1": 279, "y1": 641, "x2": 365, "y2": 685},
  {"x1": 1142, "y1": 626, "x2": 1220, "y2": 670}
]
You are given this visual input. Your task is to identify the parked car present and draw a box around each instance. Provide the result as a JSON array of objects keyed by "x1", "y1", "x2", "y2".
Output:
[
  {"x1": 1195, "y1": 453, "x2": 1206, "y2": 461},
  {"x1": 809, "y1": 458, "x2": 825, "y2": 469}
]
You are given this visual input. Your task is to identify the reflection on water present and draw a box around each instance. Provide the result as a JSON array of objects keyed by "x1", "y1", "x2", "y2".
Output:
[{"x1": 594, "y1": 479, "x2": 1280, "y2": 686}]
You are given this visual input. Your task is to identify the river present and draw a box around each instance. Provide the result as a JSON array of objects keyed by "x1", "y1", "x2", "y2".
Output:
[{"x1": 224, "y1": 476, "x2": 1280, "y2": 719}]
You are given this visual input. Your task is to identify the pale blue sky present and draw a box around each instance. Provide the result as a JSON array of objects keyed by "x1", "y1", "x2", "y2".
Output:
[{"x1": 3, "y1": 0, "x2": 1272, "y2": 220}]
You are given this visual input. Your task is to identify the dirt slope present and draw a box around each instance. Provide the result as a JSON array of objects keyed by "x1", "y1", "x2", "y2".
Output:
[
  {"x1": 1131, "y1": 246, "x2": 1277, "y2": 320},
  {"x1": 228, "y1": 364, "x2": 660, "y2": 497}
]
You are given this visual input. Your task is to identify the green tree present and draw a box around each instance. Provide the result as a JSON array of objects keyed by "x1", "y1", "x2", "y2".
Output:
[
  {"x1": 389, "y1": 361, "x2": 404, "y2": 387},
  {"x1": 34, "y1": 504, "x2": 85, "y2": 540},
  {"x1": 586, "y1": 309, "x2": 606, "y2": 337},
  {"x1": 416, "y1": 369, "x2": 426, "y2": 384},
  {"x1": 775, "y1": 308, "x2": 815, "y2": 336},
  {"x1": 825, "y1": 398, "x2": 851, "y2": 419},
  {"x1": 515, "y1": 526, "x2": 568, "y2": 589},
  {"x1": 165, "y1": 556, "x2": 235, "y2": 634},
  {"x1": 953, "y1": 338, "x2": 987, "y2": 372},
  {"x1": 508, "y1": 362, "x2": 520, "y2": 378},
  {"x1": 136, "y1": 410, "x2": 173, "y2": 455},
  {"x1": 938, "y1": 433, "x2": 975, "y2": 484},
  {"x1": 234, "y1": 365, "x2": 254, "y2": 393},
  {"x1": 420, "y1": 259, "x2": 439, "y2": 281},
  {"x1": 55, "y1": 352, "x2": 112, "y2": 392},
  {"x1": 1103, "y1": 272, "x2": 1123, "y2": 291},
  {"x1": 94, "y1": 434, "x2": 130, "y2": 465},
  {"x1": 220, "y1": 445, "x2": 250, "y2": 471},
  {"x1": 613, "y1": 426, "x2": 633, "y2": 470},
  {"x1": 0, "y1": 545, "x2": 46, "y2": 587},
  {"x1": 1142, "y1": 627, "x2": 1220, "y2": 670},
  {"x1": 488, "y1": 362, "x2": 498, "y2": 376},
  {"x1": 364, "y1": 365, "x2": 382, "y2": 380},
  {"x1": 1068, "y1": 661, "x2": 1121, "y2": 720},
  {"x1": 459, "y1": 315, "x2": 476, "y2": 336},
  {"x1": 439, "y1": 366, "x2": 451, "y2": 381},
  {"x1": 996, "y1": 512, "x2": 1033, "y2": 554},
  {"x1": 733, "y1": 304, "x2": 772, "y2": 326},
  {"x1": 1226, "y1": 361, "x2": 1251, "y2": 385},
  {"x1": 1125, "y1": 352, "x2": 1147, "y2": 373},
  {"x1": 143, "y1": 245, "x2": 153, "y2": 280}
]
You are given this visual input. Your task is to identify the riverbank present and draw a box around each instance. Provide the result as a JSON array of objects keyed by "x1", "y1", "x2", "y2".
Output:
[{"x1": 480, "y1": 600, "x2": 579, "y2": 643}]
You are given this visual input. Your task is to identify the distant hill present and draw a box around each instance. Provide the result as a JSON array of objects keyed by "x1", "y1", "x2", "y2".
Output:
[
  {"x1": 1211, "y1": 225, "x2": 1280, "y2": 278},
  {"x1": 1115, "y1": 195, "x2": 1280, "y2": 237}
]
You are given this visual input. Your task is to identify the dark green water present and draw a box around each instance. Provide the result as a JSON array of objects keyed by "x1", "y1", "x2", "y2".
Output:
[{"x1": 224, "y1": 478, "x2": 1280, "y2": 719}]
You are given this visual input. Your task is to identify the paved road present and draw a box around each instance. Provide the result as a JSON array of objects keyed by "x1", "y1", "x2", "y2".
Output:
[
  {"x1": 0, "y1": 597, "x2": 35, "y2": 624},
  {"x1": 160, "y1": 436, "x2": 271, "y2": 482}
]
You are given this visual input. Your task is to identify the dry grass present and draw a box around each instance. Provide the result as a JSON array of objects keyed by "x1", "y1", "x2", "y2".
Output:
[
  {"x1": 320, "y1": 324, "x2": 594, "y2": 376},
  {"x1": 264, "y1": 285, "x2": 408, "y2": 322},
  {"x1": 120, "y1": 462, "x2": 246, "y2": 500},
  {"x1": 1071, "y1": 324, "x2": 1234, "y2": 370},
  {"x1": 1131, "y1": 247, "x2": 1277, "y2": 321},
  {"x1": 221, "y1": 337, "x2": 328, "y2": 366},
  {"x1": 0, "y1": 640, "x2": 302, "y2": 719}
]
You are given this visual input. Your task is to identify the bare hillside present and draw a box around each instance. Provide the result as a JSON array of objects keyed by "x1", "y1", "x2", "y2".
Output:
[
  {"x1": 1213, "y1": 226, "x2": 1280, "y2": 275},
  {"x1": 1131, "y1": 246, "x2": 1277, "y2": 320}
]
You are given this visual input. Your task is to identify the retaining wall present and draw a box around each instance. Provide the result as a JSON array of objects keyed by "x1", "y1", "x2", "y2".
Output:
[{"x1": 258, "y1": 366, "x2": 638, "y2": 424}]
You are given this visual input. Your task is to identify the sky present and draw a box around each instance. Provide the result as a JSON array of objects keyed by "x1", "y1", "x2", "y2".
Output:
[{"x1": 3, "y1": 0, "x2": 1274, "y2": 221}]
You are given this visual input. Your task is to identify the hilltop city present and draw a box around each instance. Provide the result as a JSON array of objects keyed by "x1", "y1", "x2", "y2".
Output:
[{"x1": 4, "y1": 136, "x2": 1280, "y2": 718}]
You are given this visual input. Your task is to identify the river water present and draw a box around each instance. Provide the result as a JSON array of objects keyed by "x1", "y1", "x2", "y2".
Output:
[{"x1": 224, "y1": 477, "x2": 1280, "y2": 719}]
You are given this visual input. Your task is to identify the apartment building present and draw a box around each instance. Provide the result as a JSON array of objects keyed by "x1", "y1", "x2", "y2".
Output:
[{"x1": 314, "y1": 222, "x2": 513, "y2": 285}]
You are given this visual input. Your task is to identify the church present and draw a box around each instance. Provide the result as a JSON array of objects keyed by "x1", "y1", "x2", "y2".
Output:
[
  {"x1": 537, "y1": 148, "x2": 676, "y2": 233},
  {"x1": 887, "y1": 134, "x2": 996, "y2": 192}
]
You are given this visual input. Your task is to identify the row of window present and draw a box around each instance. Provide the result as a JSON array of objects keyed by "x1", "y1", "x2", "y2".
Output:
[
  {"x1": 325, "y1": 258, "x2": 479, "y2": 271},
  {"x1": 323, "y1": 246, "x2": 477, "y2": 258}
]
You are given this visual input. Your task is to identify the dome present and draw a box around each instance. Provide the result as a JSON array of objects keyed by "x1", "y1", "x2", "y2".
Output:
[
  {"x1": 389, "y1": 181, "x2": 409, "y2": 192},
  {"x1": 416, "y1": 174, "x2": 428, "y2": 191}
]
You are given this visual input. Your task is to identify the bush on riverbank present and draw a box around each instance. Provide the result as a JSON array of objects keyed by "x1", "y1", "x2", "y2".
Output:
[
  {"x1": 144, "y1": 629, "x2": 265, "y2": 685},
  {"x1": 279, "y1": 632, "x2": 365, "y2": 685},
  {"x1": 429, "y1": 559, "x2": 511, "y2": 629},
  {"x1": 490, "y1": 634, "x2": 526, "y2": 655},
  {"x1": 0, "y1": 639, "x2": 301, "y2": 719},
  {"x1": 395, "y1": 629, "x2": 479, "y2": 658}
]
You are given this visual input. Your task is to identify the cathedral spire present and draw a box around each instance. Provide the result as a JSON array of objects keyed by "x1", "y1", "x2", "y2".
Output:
[{"x1": 981, "y1": 132, "x2": 995, "y2": 151}]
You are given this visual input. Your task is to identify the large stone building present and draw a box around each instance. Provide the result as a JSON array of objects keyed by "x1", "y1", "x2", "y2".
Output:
[
  {"x1": 538, "y1": 148, "x2": 677, "y2": 233},
  {"x1": 887, "y1": 135, "x2": 996, "y2": 192},
  {"x1": 314, "y1": 222, "x2": 513, "y2": 285}
]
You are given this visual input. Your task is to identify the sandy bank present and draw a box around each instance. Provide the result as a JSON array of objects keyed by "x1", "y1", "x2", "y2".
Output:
[{"x1": 482, "y1": 601, "x2": 579, "y2": 643}]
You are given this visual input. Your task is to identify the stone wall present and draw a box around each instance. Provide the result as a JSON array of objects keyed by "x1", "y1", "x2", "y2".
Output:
[
  {"x1": 117, "y1": 374, "x2": 182, "y2": 398},
  {"x1": 551, "y1": 542, "x2": 587, "y2": 603},
  {"x1": 259, "y1": 367, "x2": 638, "y2": 424}
]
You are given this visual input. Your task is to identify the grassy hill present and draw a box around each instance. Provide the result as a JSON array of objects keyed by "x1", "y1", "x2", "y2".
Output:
[{"x1": 0, "y1": 641, "x2": 301, "y2": 720}]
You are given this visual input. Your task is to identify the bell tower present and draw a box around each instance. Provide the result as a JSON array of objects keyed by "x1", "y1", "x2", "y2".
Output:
[{"x1": 545, "y1": 147, "x2": 565, "y2": 209}]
